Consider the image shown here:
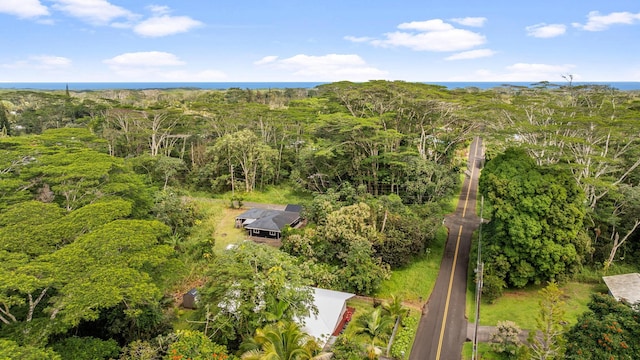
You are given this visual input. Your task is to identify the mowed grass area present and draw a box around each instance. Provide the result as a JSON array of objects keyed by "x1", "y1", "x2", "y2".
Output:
[
  {"x1": 461, "y1": 342, "x2": 499, "y2": 360},
  {"x1": 467, "y1": 281, "x2": 606, "y2": 330}
]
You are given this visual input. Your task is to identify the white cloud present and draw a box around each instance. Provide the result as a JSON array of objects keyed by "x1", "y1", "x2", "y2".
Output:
[
  {"x1": 506, "y1": 63, "x2": 574, "y2": 73},
  {"x1": 0, "y1": 0, "x2": 49, "y2": 18},
  {"x1": 104, "y1": 51, "x2": 185, "y2": 67},
  {"x1": 573, "y1": 11, "x2": 640, "y2": 31},
  {"x1": 374, "y1": 29, "x2": 486, "y2": 52},
  {"x1": 398, "y1": 19, "x2": 454, "y2": 32},
  {"x1": 526, "y1": 23, "x2": 566, "y2": 38},
  {"x1": 254, "y1": 56, "x2": 278, "y2": 65},
  {"x1": 103, "y1": 51, "x2": 225, "y2": 81},
  {"x1": 445, "y1": 49, "x2": 495, "y2": 60},
  {"x1": 1, "y1": 55, "x2": 71, "y2": 69},
  {"x1": 344, "y1": 35, "x2": 374, "y2": 43},
  {"x1": 134, "y1": 15, "x2": 202, "y2": 37},
  {"x1": 450, "y1": 17, "x2": 487, "y2": 27},
  {"x1": 255, "y1": 53, "x2": 387, "y2": 81},
  {"x1": 196, "y1": 69, "x2": 227, "y2": 80},
  {"x1": 360, "y1": 19, "x2": 486, "y2": 52},
  {"x1": 51, "y1": 0, "x2": 137, "y2": 25},
  {"x1": 31, "y1": 55, "x2": 72, "y2": 68},
  {"x1": 147, "y1": 5, "x2": 170, "y2": 15}
]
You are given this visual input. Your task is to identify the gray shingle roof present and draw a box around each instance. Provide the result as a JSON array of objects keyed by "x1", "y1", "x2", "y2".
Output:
[
  {"x1": 236, "y1": 207, "x2": 301, "y2": 232},
  {"x1": 603, "y1": 273, "x2": 640, "y2": 305}
]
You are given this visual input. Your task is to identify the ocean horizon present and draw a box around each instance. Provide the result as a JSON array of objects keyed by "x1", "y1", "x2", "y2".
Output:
[{"x1": 1, "y1": 81, "x2": 640, "y2": 91}]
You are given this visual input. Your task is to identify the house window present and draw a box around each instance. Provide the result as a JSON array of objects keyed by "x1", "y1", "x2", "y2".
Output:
[
  {"x1": 253, "y1": 229, "x2": 260, "y2": 234},
  {"x1": 269, "y1": 231, "x2": 277, "y2": 236}
]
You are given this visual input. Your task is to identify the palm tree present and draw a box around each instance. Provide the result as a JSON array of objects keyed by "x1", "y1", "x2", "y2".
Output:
[
  {"x1": 241, "y1": 321, "x2": 322, "y2": 360},
  {"x1": 353, "y1": 308, "x2": 394, "y2": 345},
  {"x1": 382, "y1": 294, "x2": 408, "y2": 320}
]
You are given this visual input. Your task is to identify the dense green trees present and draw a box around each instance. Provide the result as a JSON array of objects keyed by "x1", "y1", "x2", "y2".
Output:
[
  {"x1": 480, "y1": 148, "x2": 590, "y2": 298},
  {"x1": 0, "y1": 209, "x2": 172, "y2": 344},
  {"x1": 198, "y1": 243, "x2": 316, "y2": 346},
  {"x1": 490, "y1": 84, "x2": 640, "y2": 271},
  {"x1": 0, "y1": 128, "x2": 153, "y2": 215},
  {"x1": 0, "y1": 128, "x2": 176, "y2": 356}
]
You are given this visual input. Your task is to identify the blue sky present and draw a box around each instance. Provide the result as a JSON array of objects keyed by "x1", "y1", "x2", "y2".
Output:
[{"x1": 1, "y1": 0, "x2": 639, "y2": 82}]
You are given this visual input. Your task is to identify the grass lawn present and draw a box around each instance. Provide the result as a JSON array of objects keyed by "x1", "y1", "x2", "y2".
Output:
[
  {"x1": 211, "y1": 184, "x2": 313, "y2": 205},
  {"x1": 341, "y1": 298, "x2": 380, "y2": 343},
  {"x1": 461, "y1": 342, "x2": 500, "y2": 360},
  {"x1": 467, "y1": 281, "x2": 605, "y2": 330}
]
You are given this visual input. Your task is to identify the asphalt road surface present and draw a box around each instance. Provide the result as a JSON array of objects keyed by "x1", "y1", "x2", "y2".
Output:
[{"x1": 409, "y1": 137, "x2": 483, "y2": 360}]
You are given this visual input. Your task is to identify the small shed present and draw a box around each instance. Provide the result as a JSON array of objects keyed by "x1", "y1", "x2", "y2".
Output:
[
  {"x1": 182, "y1": 288, "x2": 199, "y2": 309},
  {"x1": 602, "y1": 273, "x2": 640, "y2": 305}
]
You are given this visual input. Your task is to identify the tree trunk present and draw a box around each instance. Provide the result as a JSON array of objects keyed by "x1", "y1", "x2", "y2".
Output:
[{"x1": 604, "y1": 220, "x2": 640, "y2": 273}]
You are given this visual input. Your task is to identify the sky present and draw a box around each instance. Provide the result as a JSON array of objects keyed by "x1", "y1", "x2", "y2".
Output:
[{"x1": 0, "y1": 0, "x2": 639, "y2": 83}]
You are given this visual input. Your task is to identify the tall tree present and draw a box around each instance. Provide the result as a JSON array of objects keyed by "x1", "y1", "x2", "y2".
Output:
[
  {"x1": 0, "y1": 102, "x2": 10, "y2": 136},
  {"x1": 211, "y1": 130, "x2": 276, "y2": 192},
  {"x1": 200, "y1": 243, "x2": 316, "y2": 345},
  {"x1": 480, "y1": 148, "x2": 590, "y2": 292},
  {"x1": 528, "y1": 282, "x2": 567, "y2": 360}
]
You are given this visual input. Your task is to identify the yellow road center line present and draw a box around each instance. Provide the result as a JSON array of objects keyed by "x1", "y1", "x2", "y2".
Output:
[
  {"x1": 462, "y1": 138, "x2": 479, "y2": 218},
  {"x1": 435, "y1": 138, "x2": 479, "y2": 359},
  {"x1": 435, "y1": 225, "x2": 464, "y2": 360}
]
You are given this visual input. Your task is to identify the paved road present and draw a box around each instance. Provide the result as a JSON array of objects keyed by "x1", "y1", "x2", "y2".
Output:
[{"x1": 410, "y1": 137, "x2": 483, "y2": 360}]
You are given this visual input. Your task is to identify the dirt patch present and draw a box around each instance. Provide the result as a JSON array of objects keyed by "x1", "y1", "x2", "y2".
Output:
[{"x1": 170, "y1": 278, "x2": 207, "y2": 308}]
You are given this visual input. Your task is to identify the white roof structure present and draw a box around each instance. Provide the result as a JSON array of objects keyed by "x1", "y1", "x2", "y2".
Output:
[
  {"x1": 299, "y1": 287, "x2": 355, "y2": 345},
  {"x1": 603, "y1": 273, "x2": 640, "y2": 305}
]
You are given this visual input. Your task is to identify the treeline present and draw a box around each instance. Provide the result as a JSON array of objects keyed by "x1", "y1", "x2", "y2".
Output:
[{"x1": 1, "y1": 82, "x2": 470, "y2": 200}]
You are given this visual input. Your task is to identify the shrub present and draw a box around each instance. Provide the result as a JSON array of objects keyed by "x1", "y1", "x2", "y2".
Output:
[
  {"x1": 390, "y1": 312, "x2": 419, "y2": 359},
  {"x1": 52, "y1": 337, "x2": 119, "y2": 360}
]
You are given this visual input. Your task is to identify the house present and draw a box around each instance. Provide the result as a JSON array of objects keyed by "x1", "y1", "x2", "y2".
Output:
[
  {"x1": 602, "y1": 273, "x2": 640, "y2": 305},
  {"x1": 298, "y1": 287, "x2": 355, "y2": 348},
  {"x1": 235, "y1": 205, "x2": 302, "y2": 239}
]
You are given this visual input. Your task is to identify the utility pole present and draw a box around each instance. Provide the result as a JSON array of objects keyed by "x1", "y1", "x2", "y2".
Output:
[{"x1": 472, "y1": 196, "x2": 484, "y2": 360}]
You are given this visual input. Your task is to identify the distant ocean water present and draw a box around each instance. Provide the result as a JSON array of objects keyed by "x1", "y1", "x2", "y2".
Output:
[{"x1": 1, "y1": 81, "x2": 640, "y2": 91}]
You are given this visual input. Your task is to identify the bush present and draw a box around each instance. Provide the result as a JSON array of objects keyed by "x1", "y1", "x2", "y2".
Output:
[
  {"x1": 330, "y1": 334, "x2": 364, "y2": 360},
  {"x1": 482, "y1": 274, "x2": 506, "y2": 303},
  {"x1": 0, "y1": 339, "x2": 60, "y2": 360},
  {"x1": 390, "y1": 312, "x2": 419, "y2": 359},
  {"x1": 52, "y1": 337, "x2": 119, "y2": 360},
  {"x1": 490, "y1": 321, "x2": 522, "y2": 356}
]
